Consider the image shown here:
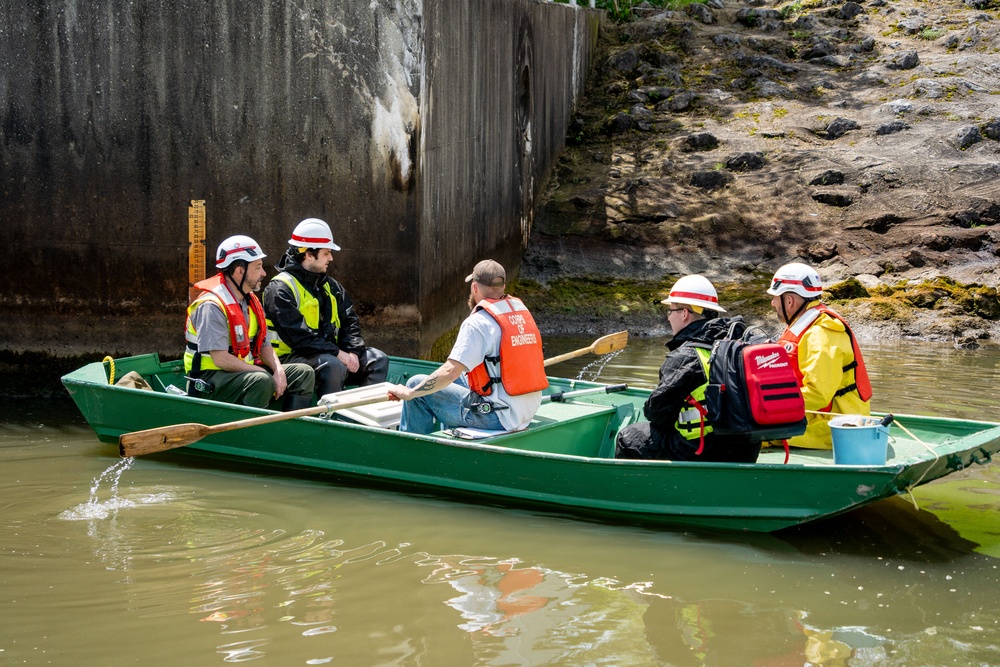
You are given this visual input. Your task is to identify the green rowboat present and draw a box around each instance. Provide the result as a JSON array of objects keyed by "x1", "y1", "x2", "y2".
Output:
[{"x1": 62, "y1": 353, "x2": 1000, "y2": 532}]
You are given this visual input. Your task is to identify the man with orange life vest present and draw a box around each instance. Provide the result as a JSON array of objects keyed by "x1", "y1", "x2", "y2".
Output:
[
  {"x1": 615, "y1": 275, "x2": 761, "y2": 462},
  {"x1": 388, "y1": 260, "x2": 548, "y2": 435},
  {"x1": 262, "y1": 218, "x2": 388, "y2": 396},
  {"x1": 767, "y1": 262, "x2": 872, "y2": 449},
  {"x1": 184, "y1": 235, "x2": 315, "y2": 410}
]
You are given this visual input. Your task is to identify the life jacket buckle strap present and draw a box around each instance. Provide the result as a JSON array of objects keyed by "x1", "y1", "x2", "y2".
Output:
[
  {"x1": 684, "y1": 394, "x2": 708, "y2": 456},
  {"x1": 834, "y1": 382, "x2": 859, "y2": 398}
]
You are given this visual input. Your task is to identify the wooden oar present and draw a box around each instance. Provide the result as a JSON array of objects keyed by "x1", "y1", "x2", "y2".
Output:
[
  {"x1": 543, "y1": 330, "x2": 629, "y2": 367},
  {"x1": 119, "y1": 394, "x2": 389, "y2": 458}
]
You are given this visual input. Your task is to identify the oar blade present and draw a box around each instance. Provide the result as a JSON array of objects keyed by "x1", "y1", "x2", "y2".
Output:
[
  {"x1": 119, "y1": 423, "x2": 211, "y2": 458},
  {"x1": 590, "y1": 330, "x2": 628, "y2": 356}
]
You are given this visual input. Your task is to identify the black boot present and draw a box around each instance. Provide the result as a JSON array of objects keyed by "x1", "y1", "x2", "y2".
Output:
[{"x1": 283, "y1": 393, "x2": 314, "y2": 412}]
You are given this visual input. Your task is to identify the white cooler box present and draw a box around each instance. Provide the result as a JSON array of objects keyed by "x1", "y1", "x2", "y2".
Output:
[{"x1": 320, "y1": 382, "x2": 402, "y2": 429}]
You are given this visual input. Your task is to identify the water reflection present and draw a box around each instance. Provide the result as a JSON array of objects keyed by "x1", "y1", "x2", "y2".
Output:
[
  {"x1": 43, "y1": 472, "x2": 998, "y2": 666},
  {"x1": 3, "y1": 340, "x2": 999, "y2": 665}
]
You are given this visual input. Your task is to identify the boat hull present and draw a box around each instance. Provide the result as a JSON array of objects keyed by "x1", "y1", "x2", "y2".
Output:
[{"x1": 62, "y1": 354, "x2": 1000, "y2": 532}]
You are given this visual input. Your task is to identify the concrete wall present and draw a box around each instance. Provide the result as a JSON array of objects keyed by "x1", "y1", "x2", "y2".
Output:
[{"x1": 0, "y1": 0, "x2": 599, "y2": 366}]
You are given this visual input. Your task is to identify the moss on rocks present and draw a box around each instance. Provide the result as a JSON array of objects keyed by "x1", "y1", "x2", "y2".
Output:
[{"x1": 515, "y1": 274, "x2": 1000, "y2": 336}]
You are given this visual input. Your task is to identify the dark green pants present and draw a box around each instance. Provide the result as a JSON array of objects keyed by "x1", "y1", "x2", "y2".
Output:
[{"x1": 193, "y1": 363, "x2": 315, "y2": 409}]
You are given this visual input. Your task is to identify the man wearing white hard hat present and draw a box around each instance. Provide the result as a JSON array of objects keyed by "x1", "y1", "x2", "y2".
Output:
[
  {"x1": 767, "y1": 262, "x2": 871, "y2": 449},
  {"x1": 183, "y1": 235, "x2": 315, "y2": 409},
  {"x1": 263, "y1": 218, "x2": 388, "y2": 396},
  {"x1": 616, "y1": 275, "x2": 761, "y2": 462}
]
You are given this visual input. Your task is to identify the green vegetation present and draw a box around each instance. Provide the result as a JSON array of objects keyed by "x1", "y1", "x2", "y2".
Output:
[
  {"x1": 508, "y1": 275, "x2": 1000, "y2": 332},
  {"x1": 779, "y1": 1, "x2": 802, "y2": 20},
  {"x1": 429, "y1": 325, "x2": 459, "y2": 363},
  {"x1": 826, "y1": 276, "x2": 1000, "y2": 321},
  {"x1": 918, "y1": 28, "x2": 945, "y2": 40},
  {"x1": 551, "y1": 0, "x2": 711, "y2": 22},
  {"x1": 512, "y1": 277, "x2": 674, "y2": 319},
  {"x1": 514, "y1": 274, "x2": 784, "y2": 325}
]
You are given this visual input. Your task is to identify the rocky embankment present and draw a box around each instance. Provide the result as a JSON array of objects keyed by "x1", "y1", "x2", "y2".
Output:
[{"x1": 522, "y1": 0, "x2": 1000, "y2": 345}]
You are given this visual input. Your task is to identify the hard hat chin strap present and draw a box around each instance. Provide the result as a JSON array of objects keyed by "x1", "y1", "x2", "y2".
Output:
[
  {"x1": 782, "y1": 294, "x2": 812, "y2": 325},
  {"x1": 224, "y1": 261, "x2": 251, "y2": 299}
]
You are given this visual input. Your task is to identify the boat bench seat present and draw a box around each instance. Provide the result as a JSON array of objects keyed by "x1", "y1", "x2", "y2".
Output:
[
  {"x1": 327, "y1": 382, "x2": 631, "y2": 458},
  {"x1": 434, "y1": 400, "x2": 623, "y2": 458}
]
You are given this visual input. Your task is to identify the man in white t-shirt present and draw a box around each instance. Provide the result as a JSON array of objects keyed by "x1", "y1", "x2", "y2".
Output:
[{"x1": 388, "y1": 260, "x2": 547, "y2": 435}]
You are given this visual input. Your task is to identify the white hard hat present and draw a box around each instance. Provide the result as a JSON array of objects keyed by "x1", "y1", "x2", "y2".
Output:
[
  {"x1": 661, "y1": 274, "x2": 726, "y2": 312},
  {"x1": 766, "y1": 262, "x2": 823, "y2": 299},
  {"x1": 216, "y1": 235, "x2": 266, "y2": 269},
  {"x1": 289, "y1": 218, "x2": 340, "y2": 251}
]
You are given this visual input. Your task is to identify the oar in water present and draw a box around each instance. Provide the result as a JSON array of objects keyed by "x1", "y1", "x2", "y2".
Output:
[
  {"x1": 120, "y1": 331, "x2": 630, "y2": 458},
  {"x1": 119, "y1": 394, "x2": 389, "y2": 458},
  {"x1": 542, "y1": 331, "x2": 629, "y2": 368}
]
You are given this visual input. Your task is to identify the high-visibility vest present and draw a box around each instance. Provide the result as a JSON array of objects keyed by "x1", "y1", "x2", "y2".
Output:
[
  {"x1": 467, "y1": 296, "x2": 549, "y2": 396},
  {"x1": 184, "y1": 274, "x2": 267, "y2": 373},
  {"x1": 675, "y1": 345, "x2": 714, "y2": 446},
  {"x1": 265, "y1": 272, "x2": 340, "y2": 357}
]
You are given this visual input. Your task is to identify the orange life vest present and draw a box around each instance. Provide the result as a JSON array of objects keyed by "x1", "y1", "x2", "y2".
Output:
[
  {"x1": 467, "y1": 296, "x2": 549, "y2": 397},
  {"x1": 184, "y1": 273, "x2": 267, "y2": 372},
  {"x1": 778, "y1": 303, "x2": 872, "y2": 410}
]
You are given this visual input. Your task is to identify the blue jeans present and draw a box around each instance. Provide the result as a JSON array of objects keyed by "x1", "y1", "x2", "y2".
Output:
[{"x1": 398, "y1": 375, "x2": 504, "y2": 435}]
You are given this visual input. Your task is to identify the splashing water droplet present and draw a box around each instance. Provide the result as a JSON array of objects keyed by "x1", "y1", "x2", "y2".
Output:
[{"x1": 576, "y1": 349, "x2": 624, "y2": 382}]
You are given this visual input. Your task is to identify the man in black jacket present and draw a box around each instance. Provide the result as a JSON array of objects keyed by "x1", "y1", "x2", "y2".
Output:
[
  {"x1": 262, "y1": 218, "x2": 388, "y2": 396},
  {"x1": 615, "y1": 275, "x2": 760, "y2": 463}
]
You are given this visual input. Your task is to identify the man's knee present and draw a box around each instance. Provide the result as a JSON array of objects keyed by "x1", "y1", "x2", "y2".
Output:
[
  {"x1": 242, "y1": 371, "x2": 277, "y2": 408},
  {"x1": 406, "y1": 375, "x2": 427, "y2": 390},
  {"x1": 283, "y1": 363, "x2": 316, "y2": 395},
  {"x1": 615, "y1": 423, "x2": 651, "y2": 459},
  {"x1": 365, "y1": 348, "x2": 389, "y2": 383},
  {"x1": 316, "y1": 355, "x2": 348, "y2": 393}
]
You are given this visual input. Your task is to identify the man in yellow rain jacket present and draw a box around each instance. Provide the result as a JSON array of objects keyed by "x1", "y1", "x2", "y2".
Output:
[{"x1": 767, "y1": 263, "x2": 872, "y2": 449}]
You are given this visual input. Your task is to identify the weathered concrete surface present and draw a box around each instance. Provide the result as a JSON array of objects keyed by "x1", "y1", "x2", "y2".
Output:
[{"x1": 0, "y1": 0, "x2": 599, "y2": 378}]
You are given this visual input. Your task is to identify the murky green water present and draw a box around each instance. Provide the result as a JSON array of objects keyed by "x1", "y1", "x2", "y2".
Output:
[{"x1": 1, "y1": 339, "x2": 998, "y2": 665}]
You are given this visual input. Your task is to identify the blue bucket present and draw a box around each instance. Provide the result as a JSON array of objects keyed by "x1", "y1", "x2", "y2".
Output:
[{"x1": 829, "y1": 415, "x2": 889, "y2": 465}]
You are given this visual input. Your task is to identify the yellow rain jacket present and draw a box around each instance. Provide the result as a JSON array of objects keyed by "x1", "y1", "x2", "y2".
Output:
[{"x1": 783, "y1": 305, "x2": 871, "y2": 449}]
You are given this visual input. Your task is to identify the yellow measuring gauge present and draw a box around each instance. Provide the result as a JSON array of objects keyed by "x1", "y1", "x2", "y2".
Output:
[{"x1": 188, "y1": 200, "x2": 206, "y2": 299}]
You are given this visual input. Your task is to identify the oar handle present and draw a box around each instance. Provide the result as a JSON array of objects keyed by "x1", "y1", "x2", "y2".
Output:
[
  {"x1": 544, "y1": 384, "x2": 628, "y2": 403},
  {"x1": 543, "y1": 347, "x2": 593, "y2": 367},
  {"x1": 205, "y1": 394, "x2": 390, "y2": 436}
]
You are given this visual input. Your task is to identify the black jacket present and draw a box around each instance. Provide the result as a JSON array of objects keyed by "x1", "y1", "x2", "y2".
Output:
[
  {"x1": 620, "y1": 315, "x2": 760, "y2": 463},
  {"x1": 643, "y1": 317, "x2": 745, "y2": 426},
  {"x1": 262, "y1": 250, "x2": 367, "y2": 358}
]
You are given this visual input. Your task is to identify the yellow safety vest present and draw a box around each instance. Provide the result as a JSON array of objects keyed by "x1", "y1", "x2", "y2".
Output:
[
  {"x1": 265, "y1": 272, "x2": 340, "y2": 357},
  {"x1": 675, "y1": 346, "x2": 714, "y2": 441},
  {"x1": 184, "y1": 275, "x2": 265, "y2": 373}
]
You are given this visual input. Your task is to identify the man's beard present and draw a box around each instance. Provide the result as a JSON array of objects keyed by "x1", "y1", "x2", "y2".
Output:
[{"x1": 468, "y1": 293, "x2": 476, "y2": 311}]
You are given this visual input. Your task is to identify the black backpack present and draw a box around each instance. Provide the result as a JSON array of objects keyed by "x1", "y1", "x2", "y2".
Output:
[
  {"x1": 686, "y1": 318, "x2": 806, "y2": 458},
  {"x1": 697, "y1": 324, "x2": 807, "y2": 443}
]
